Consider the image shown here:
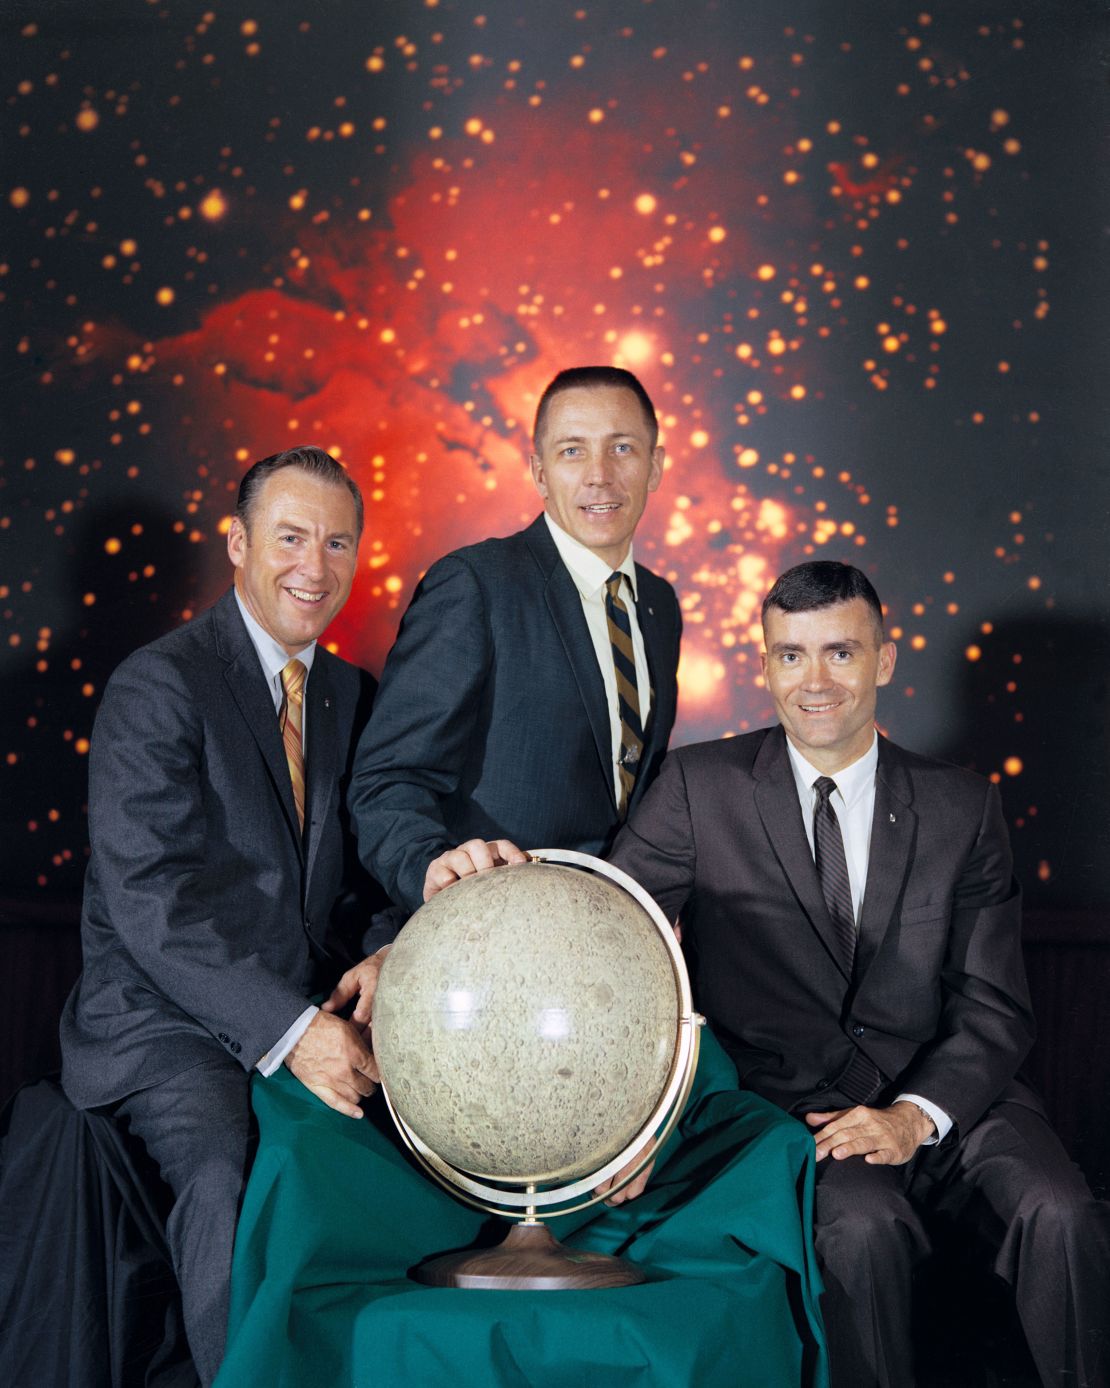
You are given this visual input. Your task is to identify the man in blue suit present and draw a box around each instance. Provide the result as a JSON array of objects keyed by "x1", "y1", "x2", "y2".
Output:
[
  {"x1": 349, "y1": 366, "x2": 682, "y2": 909},
  {"x1": 61, "y1": 447, "x2": 386, "y2": 1384}
]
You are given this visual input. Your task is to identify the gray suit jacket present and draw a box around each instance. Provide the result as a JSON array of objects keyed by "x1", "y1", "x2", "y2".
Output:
[
  {"x1": 60, "y1": 589, "x2": 377, "y2": 1109},
  {"x1": 349, "y1": 515, "x2": 682, "y2": 913},
  {"x1": 611, "y1": 727, "x2": 1038, "y2": 1134}
]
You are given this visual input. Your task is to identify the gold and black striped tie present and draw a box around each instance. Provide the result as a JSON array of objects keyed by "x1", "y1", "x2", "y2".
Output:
[
  {"x1": 605, "y1": 572, "x2": 643, "y2": 817},
  {"x1": 279, "y1": 658, "x2": 307, "y2": 833}
]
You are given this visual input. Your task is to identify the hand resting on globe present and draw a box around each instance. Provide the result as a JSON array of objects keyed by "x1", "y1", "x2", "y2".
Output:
[{"x1": 423, "y1": 837, "x2": 530, "y2": 900}]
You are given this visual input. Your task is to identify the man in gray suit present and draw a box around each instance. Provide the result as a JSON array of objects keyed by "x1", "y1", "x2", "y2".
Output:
[
  {"x1": 609, "y1": 560, "x2": 1110, "y2": 1387},
  {"x1": 349, "y1": 365, "x2": 682, "y2": 910},
  {"x1": 61, "y1": 447, "x2": 387, "y2": 1384}
]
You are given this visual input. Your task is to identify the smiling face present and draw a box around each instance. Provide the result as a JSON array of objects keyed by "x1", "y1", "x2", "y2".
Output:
[
  {"x1": 761, "y1": 597, "x2": 897, "y2": 774},
  {"x1": 227, "y1": 468, "x2": 359, "y2": 655},
  {"x1": 529, "y1": 384, "x2": 664, "y2": 568}
]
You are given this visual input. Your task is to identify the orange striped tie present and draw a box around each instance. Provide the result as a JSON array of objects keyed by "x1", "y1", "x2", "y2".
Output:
[{"x1": 279, "y1": 658, "x2": 306, "y2": 833}]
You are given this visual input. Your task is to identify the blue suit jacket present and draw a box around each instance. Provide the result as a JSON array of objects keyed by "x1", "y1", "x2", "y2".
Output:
[
  {"x1": 349, "y1": 516, "x2": 682, "y2": 913},
  {"x1": 60, "y1": 589, "x2": 378, "y2": 1108}
]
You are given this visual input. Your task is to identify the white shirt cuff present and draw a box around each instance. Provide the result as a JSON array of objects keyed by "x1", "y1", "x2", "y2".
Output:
[
  {"x1": 256, "y1": 1004, "x2": 319, "y2": 1076},
  {"x1": 896, "y1": 1092, "x2": 953, "y2": 1144}
]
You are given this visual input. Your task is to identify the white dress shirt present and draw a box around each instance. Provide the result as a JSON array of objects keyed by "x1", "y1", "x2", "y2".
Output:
[
  {"x1": 233, "y1": 589, "x2": 319, "y2": 1074},
  {"x1": 543, "y1": 513, "x2": 653, "y2": 807},
  {"x1": 785, "y1": 732, "x2": 951, "y2": 1142}
]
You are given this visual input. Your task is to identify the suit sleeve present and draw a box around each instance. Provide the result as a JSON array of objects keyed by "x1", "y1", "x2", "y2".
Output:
[
  {"x1": 347, "y1": 555, "x2": 492, "y2": 913},
  {"x1": 85, "y1": 651, "x2": 315, "y2": 1069},
  {"x1": 608, "y1": 749, "x2": 698, "y2": 923},
  {"x1": 895, "y1": 782, "x2": 1035, "y2": 1132}
]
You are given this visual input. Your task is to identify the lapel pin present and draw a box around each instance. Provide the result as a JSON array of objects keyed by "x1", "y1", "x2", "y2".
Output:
[
  {"x1": 648, "y1": 606, "x2": 654, "y2": 616},
  {"x1": 889, "y1": 812, "x2": 897, "y2": 823},
  {"x1": 324, "y1": 697, "x2": 331, "y2": 708}
]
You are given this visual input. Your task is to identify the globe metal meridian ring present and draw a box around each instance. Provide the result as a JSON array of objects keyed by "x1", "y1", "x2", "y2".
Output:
[{"x1": 375, "y1": 849, "x2": 703, "y2": 1219}]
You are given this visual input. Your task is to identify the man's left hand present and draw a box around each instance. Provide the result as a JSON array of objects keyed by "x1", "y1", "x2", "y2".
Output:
[
  {"x1": 806, "y1": 1100, "x2": 936, "y2": 1166},
  {"x1": 321, "y1": 946, "x2": 390, "y2": 1037}
]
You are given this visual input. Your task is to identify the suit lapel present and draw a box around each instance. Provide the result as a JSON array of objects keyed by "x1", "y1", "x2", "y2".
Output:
[
  {"x1": 303, "y1": 654, "x2": 337, "y2": 891},
  {"x1": 525, "y1": 519, "x2": 616, "y2": 811},
  {"x1": 856, "y1": 738, "x2": 916, "y2": 978},
  {"x1": 752, "y1": 728, "x2": 853, "y2": 984},
  {"x1": 213, "y1": 591, "x2": 304, "y2": 860}
]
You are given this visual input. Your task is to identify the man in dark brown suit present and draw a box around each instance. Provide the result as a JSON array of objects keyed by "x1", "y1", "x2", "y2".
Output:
[{"x1": 609, "y1": 560, "x2": 1109, "y2": 1388}]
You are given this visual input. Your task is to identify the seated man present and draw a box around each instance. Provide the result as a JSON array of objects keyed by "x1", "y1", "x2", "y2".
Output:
[
  {"x1": 59, "y1": 447, "x2": 389, "y2": 1385},
  {"x1": 606, "y1": 560, "x2": 1110, "y2": 1387}
]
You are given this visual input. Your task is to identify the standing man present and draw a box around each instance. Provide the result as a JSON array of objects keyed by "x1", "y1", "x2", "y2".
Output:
[
  {"x1": 349, "y1": 366, "x2": 682, "y2": 909},
  {"x1": 610, "y1": 560, "x2": 1109, "y2": 1388},
  {"x1": 61, "y1": 447, "x2": 387, "y2": 1385}
]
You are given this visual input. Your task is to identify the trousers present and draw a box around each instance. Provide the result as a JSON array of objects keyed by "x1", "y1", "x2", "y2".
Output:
[
  {"x1": 813, "y1": 1097, "x2": 1110, "y2": 1388},
  {"x1": 114, "y1": 1056, "x2": 252, "y2": 1388}
]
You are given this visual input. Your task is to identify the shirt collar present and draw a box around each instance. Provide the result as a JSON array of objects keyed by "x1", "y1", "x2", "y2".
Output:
[
  {"x1": 234, "y1": 588, "x2": 317, "y2": 687},
  {"x1": 543, "y1": 511, "x2": 639, "y2": 601},
  {"x1": 785, "y1": 730, "x2": 879, "y2": 808}
]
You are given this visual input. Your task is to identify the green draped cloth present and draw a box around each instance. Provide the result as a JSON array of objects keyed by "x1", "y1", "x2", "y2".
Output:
[{"x1": 215, "y1": 1030, "x2": 827, "y2": 1388}]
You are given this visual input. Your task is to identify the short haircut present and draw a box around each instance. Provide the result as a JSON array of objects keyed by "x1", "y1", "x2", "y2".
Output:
[
  {"x1": 532, "y1": 366, "x2": 659, "y2": 450},
  {"x1": 236, "y1": 446, "x2": 364, "y2": 537},
  {"x1": 762, "y1": 561, "x2": 884, "y2": 640}
]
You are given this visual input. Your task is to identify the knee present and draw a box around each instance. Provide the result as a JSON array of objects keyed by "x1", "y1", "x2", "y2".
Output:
[
  {"x1": 165, "y1": 1147, "x2": 246, "y2": 1253},
  {"x1": 816, "y1": 1175, "x2": 929, "y2": 1272},
  {"x1": 1012, "y1": 1175, "x2": 1109, "y2": 1255}
]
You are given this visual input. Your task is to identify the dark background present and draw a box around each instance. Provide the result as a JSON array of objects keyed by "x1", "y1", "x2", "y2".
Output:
[{"x1": 2, "y1": 1, "x2": 1108, "y2": 1187}]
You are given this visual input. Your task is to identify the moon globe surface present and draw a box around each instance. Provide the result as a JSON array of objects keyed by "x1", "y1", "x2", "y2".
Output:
[{"x1": 372, "y1": 861, "x2": 681, "y2": 1188}]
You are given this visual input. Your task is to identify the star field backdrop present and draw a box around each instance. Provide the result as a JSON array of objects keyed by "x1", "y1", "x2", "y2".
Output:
[{"x1": 2, "y1": 0, "x2": 1109, "y2": 914}]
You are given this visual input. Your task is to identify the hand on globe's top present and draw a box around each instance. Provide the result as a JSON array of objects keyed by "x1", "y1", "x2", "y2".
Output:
[{"x1": 422, "y1": 838, "x2": 530, "y2": 901}]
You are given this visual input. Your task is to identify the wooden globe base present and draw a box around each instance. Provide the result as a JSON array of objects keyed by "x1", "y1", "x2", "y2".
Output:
[{"x1": 414, "y1": 1220, "x2": 646, "y2": 1291}]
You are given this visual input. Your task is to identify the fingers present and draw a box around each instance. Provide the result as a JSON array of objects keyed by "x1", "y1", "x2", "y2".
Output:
[
  {"x1": 594, "y1": 1145, "x2": 656, "y2": 1205},
  {"x1": 490, "y1": 839, "x2": 530, "y2": 867},
  {"x1": 605, "y1": 1161, "x2": 655, "y2": 1206},
  {"x1": 322, "y1": 946, "x2": 390, "y2": 1021},
  {"x1": 321, "y1": 970, "x2": 357, "y2": 1013},
  {"x1": 285, "y1": 1012, "x2": 379, "y2": 1118},
  {"x1": 422, "y1": 838, "x2": 529, "y2": 901},
  {"x1": 806, "y1": 1106, "x2": 871, "y2": 1162},
  {"x1": 307, "y1": 1083, "x2": 366, "y2": 1121},
  {"x1": 807, "y1": 1104, "x2": 921, "y2": 1165}
]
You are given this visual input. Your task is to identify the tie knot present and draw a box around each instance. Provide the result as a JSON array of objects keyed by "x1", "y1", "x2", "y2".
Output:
[
  {"x1": 281, "y1": 658, "x2": 306, "y2": 701},
  {"x1": 605, "y1": 572, "x2": 624, "y2": 601},
  {"x1": 814, "y1": 775, "x2": 838, "y2": 804}
]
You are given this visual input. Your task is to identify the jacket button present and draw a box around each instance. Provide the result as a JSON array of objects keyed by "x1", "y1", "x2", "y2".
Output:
[
  {"x1": 230, "y1": 1041, "x2": 242, "y2": 1056},
  {"x1": 816, "y1": 1077, "x2": 830, "y2": 1090},
  {"x1": 851, "y1": 1024, "x2": 866, "y2": 1038},
  {"x1": 218, "y1": 1032, "x2": 230, "y2": 1044}
]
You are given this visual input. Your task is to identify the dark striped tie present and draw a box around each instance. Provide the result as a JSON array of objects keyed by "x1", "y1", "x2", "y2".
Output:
[
  {"x1": 813, "y1": 777, "x2": 885, "y2": 1104},
  {"x1": 605, "y1": 572, "x2": 644, "y2": 817},
  {"x1": 813, "y1": 776, "x2": 856, "y2": 975}
]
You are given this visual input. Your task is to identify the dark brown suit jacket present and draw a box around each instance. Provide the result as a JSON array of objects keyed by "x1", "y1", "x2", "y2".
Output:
[{"x1": 610, "y1": 726, "x2": 1038, "y2": 1133}]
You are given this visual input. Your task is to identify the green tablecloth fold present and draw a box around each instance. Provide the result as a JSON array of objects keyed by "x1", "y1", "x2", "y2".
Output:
[{"x1": 216, "y1": 1029, "x2": 827, "y2": 1388}]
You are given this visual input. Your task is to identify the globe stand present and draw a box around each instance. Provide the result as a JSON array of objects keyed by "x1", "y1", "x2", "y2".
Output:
[{"x1": 415, "y1": 1220, "x2": 645, "y2": 1291}]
